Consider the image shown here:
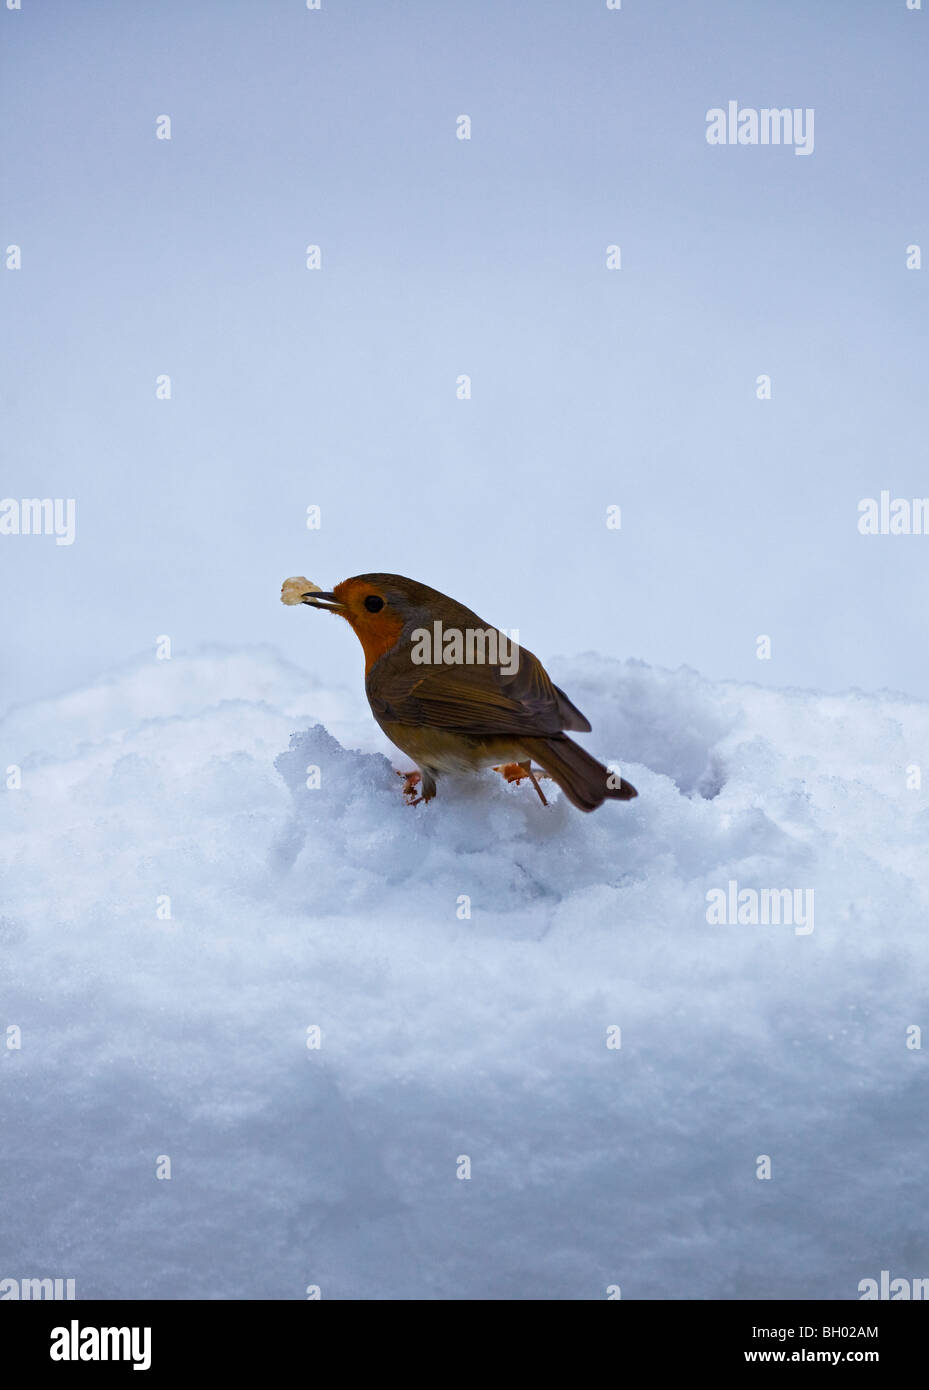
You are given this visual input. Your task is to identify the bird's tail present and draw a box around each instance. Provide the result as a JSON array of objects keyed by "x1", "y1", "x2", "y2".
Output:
[{"x1": 521, "y1": 735, "x2": 638, "y2": 813}]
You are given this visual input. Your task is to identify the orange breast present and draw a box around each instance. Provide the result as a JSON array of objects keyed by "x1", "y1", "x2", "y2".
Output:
[{"x1": 349, "y1": 611, "x2": 406, "y2": 673}]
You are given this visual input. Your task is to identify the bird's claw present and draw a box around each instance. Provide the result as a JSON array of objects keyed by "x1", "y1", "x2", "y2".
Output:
[
  {"x1": 397, "y1": 769, "x2": 424, "y2": 805},
  {"x1": 495, "y1": 763, "x2": 527, "y2": 785},
  {"x1": 493, "y1": 761, "x2": 550, "y2": 806}
]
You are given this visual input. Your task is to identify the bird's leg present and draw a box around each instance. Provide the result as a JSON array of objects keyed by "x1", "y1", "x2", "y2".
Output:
[
  {"x1": 494, "y1": 761, "x2": 549, "y2": 806},
  {"x1": 522, "y1": 762, "x2": 549, "y2": 806}
]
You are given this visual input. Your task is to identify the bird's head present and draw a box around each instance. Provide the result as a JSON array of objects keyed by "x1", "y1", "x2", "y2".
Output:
[{"x1": 303, "y1": 573, "x2": 442, "y2": 672}]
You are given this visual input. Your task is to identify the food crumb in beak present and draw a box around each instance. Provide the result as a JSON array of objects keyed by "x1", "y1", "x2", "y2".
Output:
[{"x1": 281, "y1": 576, "x2": 322, "y2": 606}]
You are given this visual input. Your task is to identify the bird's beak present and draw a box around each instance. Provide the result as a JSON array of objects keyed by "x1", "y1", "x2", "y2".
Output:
[{"x1": 303, "y1": 590, "x2": 345, "y2": 611}]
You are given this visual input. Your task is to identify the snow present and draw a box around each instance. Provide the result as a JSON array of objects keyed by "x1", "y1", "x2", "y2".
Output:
[{"x1": 1, "y1": 646, "x2": 927, "y2": 1299}]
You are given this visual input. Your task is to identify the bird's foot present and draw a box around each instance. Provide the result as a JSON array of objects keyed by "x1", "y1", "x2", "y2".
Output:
[
  {"x1": 494, "y1": 761, "x2": 550, "y2": 806},
  {"x1": 397, "y1": 769, "x2": 427, "y2": 806}
]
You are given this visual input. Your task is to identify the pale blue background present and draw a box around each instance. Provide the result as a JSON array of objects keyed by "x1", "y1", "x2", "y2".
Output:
[{"x1": 2, "y1": 0, "x2": 927, "y2": 709}]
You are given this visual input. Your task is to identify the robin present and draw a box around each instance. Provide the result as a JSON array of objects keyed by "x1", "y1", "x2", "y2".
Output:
[{"x1": 281, "y1": 573, "x2": 637, "y2": 813}]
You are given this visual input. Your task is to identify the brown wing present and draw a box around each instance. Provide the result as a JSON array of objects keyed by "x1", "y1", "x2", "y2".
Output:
[{"x1": 367, "y1": 640, "x2": 591, "y2": 737}]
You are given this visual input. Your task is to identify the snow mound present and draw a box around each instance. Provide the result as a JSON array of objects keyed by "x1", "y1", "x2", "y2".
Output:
[{"x1": 1, "y1": 647, "x2": 927, "y2": 1299}]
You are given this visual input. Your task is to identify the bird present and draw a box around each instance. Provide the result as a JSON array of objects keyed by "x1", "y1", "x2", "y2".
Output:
[{"x1": 282, "y1": 573, "x2": 638, "y2": 813}]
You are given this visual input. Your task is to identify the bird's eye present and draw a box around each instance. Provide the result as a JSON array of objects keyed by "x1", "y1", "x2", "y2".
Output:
[{"x1": 364, "y1": 595, "x2": 384, "y2": 613}]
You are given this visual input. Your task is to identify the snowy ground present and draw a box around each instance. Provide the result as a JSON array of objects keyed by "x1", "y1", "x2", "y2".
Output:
[{"x1": 1, "y1": 646, "x2": 927, "y2": 1300}]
